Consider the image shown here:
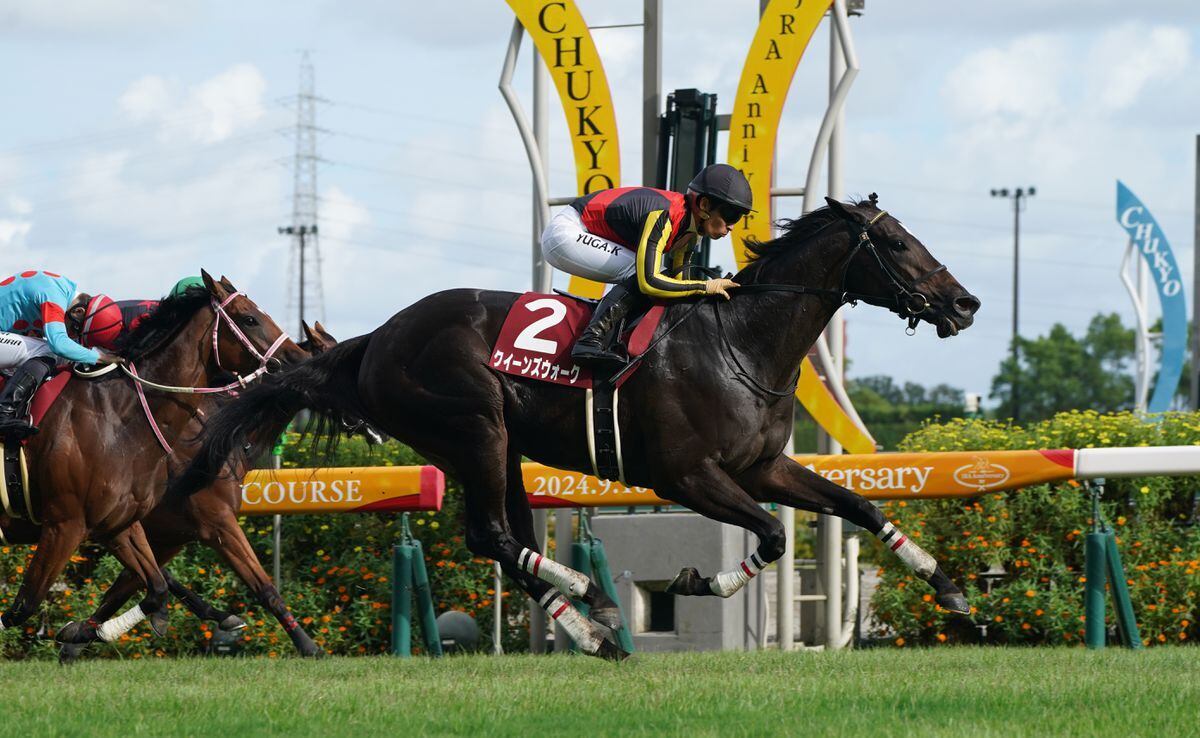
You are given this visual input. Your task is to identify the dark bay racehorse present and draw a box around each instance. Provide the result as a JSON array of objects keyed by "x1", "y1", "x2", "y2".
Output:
[
  {"x1": 0, "y1": 272, "x2": 303, "y2": 645},
  {"x1": 56, "y1": 322, "x2": 339, "y2": 661},
  {"x1": 174, "y1": 197, "x2": 981, "y2": 660}
]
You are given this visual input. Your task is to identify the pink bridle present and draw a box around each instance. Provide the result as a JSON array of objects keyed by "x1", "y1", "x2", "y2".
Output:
[{"x1": 124, "y1": 291, "x2": 293, "y2": 454}]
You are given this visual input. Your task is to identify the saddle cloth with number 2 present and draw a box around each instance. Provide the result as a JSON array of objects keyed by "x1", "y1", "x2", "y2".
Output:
[{"x1": 489, "y1": 293, "x2": 664, "y2": 389}]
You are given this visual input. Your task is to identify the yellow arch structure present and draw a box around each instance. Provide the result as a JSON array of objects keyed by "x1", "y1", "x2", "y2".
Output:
[
  {"x1": 727, "y1": 0, "x2": 875, "y2": 454},
  {"x1": 505, "y1": 0, "x2": 620, "y2": 299}
]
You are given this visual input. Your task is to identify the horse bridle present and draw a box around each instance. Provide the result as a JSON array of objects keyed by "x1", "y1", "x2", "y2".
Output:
[
  {"x1": 81, "y1": 291, "x2": 294, "y2": 454},
  {"x1": 611, "y1": 208, "x2": 949, "y2": 394}
]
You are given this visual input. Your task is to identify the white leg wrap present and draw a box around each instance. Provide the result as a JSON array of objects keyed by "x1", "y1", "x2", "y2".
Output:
[
  {"x1": 518, "y1": 548, "x2": 590, "y2": 598},
  {"x1": 97, "y1": 604, "x2": 145, "y2": 643},
  {"x1": 878, "y1": 522, "x2": 936, "y2": 579},
  {"x1": 0, "y1": 619, "x2": 5, "y2": 631},
  {"x1": 539, "y1": 590, "x2": 602, "y2": 653},
  {"x1": 708, "y1": 552, "x2": 766, "y2": 598}
]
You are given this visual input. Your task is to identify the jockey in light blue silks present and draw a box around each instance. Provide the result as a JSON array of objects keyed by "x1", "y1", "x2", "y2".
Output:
[{"x1": 0, "y1": 270, "x2": 122, "y2": 440}]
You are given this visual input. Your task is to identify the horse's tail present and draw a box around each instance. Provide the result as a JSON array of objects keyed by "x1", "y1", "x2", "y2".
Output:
[{"x1": 170, "y1": 333, "x2": 371, "y2": 497}]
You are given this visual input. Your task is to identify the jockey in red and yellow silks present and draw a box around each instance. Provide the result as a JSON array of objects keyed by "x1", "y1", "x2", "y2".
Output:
[{"x1": 540, "y1": 164, "x2": 753, "y2": 366}]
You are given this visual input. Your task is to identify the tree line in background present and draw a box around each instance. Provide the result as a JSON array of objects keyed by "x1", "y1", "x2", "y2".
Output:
[{"x1": 799, "y1": 311, "x2": 1182, "y2": 451}]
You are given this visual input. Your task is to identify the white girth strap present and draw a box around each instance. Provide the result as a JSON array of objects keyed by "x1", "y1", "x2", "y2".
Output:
[{"x1": 585, "y1": 388, "x2": 599, "y2": 479}]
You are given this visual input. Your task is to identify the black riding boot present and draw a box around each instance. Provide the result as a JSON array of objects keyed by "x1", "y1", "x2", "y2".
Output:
[
  {"x1": 0, "y1": 357, "x2": 56, "y2": 440},
  {"x1": 571, "y1": 277, "x2": 647, "y2": 367}
]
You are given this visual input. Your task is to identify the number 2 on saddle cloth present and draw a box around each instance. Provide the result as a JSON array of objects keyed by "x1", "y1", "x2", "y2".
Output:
[{"x1": 489, "y1": 293, "x2": 664, "y2": 390}]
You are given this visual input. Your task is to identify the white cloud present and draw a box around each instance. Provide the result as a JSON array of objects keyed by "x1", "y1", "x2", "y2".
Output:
[
  {"x1": 117, "y1": 64, "x2": 267, "y2": 144},
  {"x1": 942, "y1": 35, "x2": 1066, "y2": 121},
  {"x1": 1088, "y1": 23, "x2": 1191, "y2": 111},
  {"x1": 0, "y1": 0, "x2": 197, "y2": 34}
]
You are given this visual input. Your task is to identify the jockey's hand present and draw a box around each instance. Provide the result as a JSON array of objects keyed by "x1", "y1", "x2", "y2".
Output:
[
  {"x1": 704, "y1": 278, "x2": 739, "y2": 300},
  {"x1": 95, "y1": 351, "x2": 125, "y2": 366}
]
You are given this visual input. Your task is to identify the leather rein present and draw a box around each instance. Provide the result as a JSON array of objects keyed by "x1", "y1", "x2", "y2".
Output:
[
  {"x1": 612, "y1": 209, "x2": 947, "y2": 396},
  {"x1": 78, "y1": 292, "x2": 291, "y2": 454}
]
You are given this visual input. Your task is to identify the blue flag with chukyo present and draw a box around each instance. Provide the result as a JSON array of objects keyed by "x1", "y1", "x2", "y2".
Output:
[{"x1": 1116, "y1": 181, "x2": 1187, "y2": 413}]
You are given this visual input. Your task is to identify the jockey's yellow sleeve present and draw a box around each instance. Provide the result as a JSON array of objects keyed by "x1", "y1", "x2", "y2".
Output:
[{"x1": 635, "y1": 210, "x2": 707, "y2": 298}]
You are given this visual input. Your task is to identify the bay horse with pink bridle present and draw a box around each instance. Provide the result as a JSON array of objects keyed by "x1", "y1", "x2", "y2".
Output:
[{"x1": 0, "y1": 272, "x2": 303, "y2": 645}]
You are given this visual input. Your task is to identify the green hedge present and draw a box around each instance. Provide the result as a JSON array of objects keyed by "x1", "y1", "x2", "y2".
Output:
[
  {"x1": 0, "y1": 434, "x2": 525, "y2": 659},
  {"x1": 870, "y1": 411, "x2": 1200, "y2": 647}
]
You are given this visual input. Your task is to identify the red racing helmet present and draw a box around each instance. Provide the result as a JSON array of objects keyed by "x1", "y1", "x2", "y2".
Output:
[{"x1": 80, "y1": 294, "x2": 124, "y2": 350}]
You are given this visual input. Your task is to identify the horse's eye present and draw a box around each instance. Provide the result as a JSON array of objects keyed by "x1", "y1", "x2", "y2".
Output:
[
  {"x1": 239, "y1": 315, "x2": 260, "y2": 328},
  {"x1": 890, "y1": 239, "x2": 908, "y2": 252}
]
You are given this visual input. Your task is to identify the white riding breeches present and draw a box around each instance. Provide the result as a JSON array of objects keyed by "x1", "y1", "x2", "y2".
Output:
[
  {"x1": 541, "y1": 207, "x2": 638, "y2": 285},
  {"x1": 0, "y1": 332, "x2": 53, "y2": 371}
]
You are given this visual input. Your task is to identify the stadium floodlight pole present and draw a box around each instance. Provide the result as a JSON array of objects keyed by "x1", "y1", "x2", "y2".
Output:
[{"x1": 990, "y1": 187, "x2": 1035, "y2": 422}]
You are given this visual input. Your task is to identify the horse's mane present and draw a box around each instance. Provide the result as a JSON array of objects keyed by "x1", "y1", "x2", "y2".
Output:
[
  {"x1": 117, "y1": 286, "x2": 211, "y2": 360},
  {"x1": 738, "y1": 199, "x2": 873, "y2": 280}
]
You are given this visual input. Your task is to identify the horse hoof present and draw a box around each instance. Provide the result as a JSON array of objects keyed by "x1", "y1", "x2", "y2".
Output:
[
  {"x1": 589, "y1": 605, "x2": 623, "y2": 631},
  {"x1": 219, "y1": 615, "x2": 247, "y2": 631},
  {"x1": 665, "y1": 567, "x2": 709, "y2": 596},
  {"x1": 594, "y1": 638, "x2": 631, "y2": 662},
  {"x1": 149, "y1": 611, "x2": 170, "y2": 638},
  {"x1": 56, "y1": 621, "x2": 92, "y2": 645},
  {"x1": 58, "y1": 642, "x2": 87, "y2": 665},
  {"x1": 301, "y1": 647, "x2": 326, "y2": 659},
  {"x1": 937, "y1": 592, "x2": 970, "y2": 615}
]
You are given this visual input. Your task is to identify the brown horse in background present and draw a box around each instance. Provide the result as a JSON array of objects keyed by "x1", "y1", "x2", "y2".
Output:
[
  {"x1": 0, "y1": 272, "x2": 303, "y2": 646},
  {"x1": 175, "y1": 197, "x2": 981, "y2": 661},
  {"x1": 57, "y1": 321, "x2": 340, "y2": 661}
]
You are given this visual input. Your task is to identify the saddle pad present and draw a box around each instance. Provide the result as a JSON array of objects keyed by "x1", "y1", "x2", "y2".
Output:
[{"x1": 490, "y1": 293, "x2": 664, "y2": 389}]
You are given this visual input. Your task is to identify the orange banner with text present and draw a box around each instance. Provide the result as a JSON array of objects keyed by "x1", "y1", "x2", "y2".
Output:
[
  {"x1": 522, "y1": 450, "x2": 1076, "y2": 508},
  {"x1": 240, "y1": 466, "x2": 444, "y2": 516}
]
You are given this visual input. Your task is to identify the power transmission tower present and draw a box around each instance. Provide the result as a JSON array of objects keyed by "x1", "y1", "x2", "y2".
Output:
[{"x1": 281, "y1": 51, "x2": 324, "y2": 337}]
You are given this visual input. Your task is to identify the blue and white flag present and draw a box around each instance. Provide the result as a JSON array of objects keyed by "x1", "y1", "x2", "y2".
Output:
[{"x1": 1116, "y1": 181, "x2": 1187, "y2": 413}]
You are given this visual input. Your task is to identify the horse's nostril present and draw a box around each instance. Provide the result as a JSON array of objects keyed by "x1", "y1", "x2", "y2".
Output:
[{"x1": 955, "y1": 294, "x2": 981, "y2": 316}]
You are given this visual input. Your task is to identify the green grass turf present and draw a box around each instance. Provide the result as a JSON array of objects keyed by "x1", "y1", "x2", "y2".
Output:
[{"x1": 3, "y1": 647, "x2": 1196, "y2": 737}]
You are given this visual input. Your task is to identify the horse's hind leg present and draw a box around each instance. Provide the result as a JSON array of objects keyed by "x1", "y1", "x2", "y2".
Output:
[
  {"x1": 198, "y1": 505, "x2": 321, "y2": 657},
  {"x1": 165, "y1": 570, "x2": 246, "y2": 631},
  {"x1": 73, "y1": 523, "x2": 171, "y2": 643},
  {"x1": 1, "y1": 519, "x2": 86, "y2": 630},
  {"x1": 741, "y1": 455, "x2": 969, "y2": 614},
  {"x1": 502, "y1": 453, "x2": 622, "y2": 632},
  {"x1": 453, "y1": 435, "x2": 625, "y2": 660}
]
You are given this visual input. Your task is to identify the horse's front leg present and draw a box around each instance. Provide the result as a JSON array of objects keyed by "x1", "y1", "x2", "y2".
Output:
[
  {"x1": 740, "y1": 455, "x2": 969, "y2": 614},
  {"x1": 654, "y1": 460, "x2": 787, "y2": 598}
]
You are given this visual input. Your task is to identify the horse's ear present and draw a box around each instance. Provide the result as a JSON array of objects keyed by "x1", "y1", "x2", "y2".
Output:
[
  {"x1": 314, "y1": 321, "x2": 335, "y2": 342},
  {"x1": 201, "y1": 270, "x2": 223, "y2": 297},
  {"x1": 824, "y1": 197, "x2": 856, "y2": 222},
  {"x1": 301, "y1": 320, "x2": 315, "y2": 343},
  {"x1": 219, "y1": 275, "x2": 238, "y2": 292},
  {"x1": 868, "y1": 192, "x2": 879, "y2": 206}
]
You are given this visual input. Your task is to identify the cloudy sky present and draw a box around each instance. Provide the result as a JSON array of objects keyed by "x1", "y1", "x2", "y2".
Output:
[{"x1": 2, "y1": 0, "x2": 1198, "y2": 403}]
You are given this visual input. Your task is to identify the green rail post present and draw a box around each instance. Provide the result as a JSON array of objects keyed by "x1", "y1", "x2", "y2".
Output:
[
  {"x1": 1104, "y1": 530, "x2": 1142, "y2": 649},
  {"x1": 410, "y1": 536, "x2": 443, "y2": 657},
  {"x1": 392, "y1": 541, "x2": 414, "y2": 656},
  {"x1": 568, "y1": 512, "x2": 596, "y2": 653},
  {"x1": 588, "y1": 535, "x2": 636, "y2": 654},
  {"x1": 1084, "y1": 480, "x2": 1108, "y2": 649}
]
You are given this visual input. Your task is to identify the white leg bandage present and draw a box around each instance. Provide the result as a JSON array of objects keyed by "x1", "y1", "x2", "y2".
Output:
[
  {"x1": 878, "y1": 522, "x2": 936, "y2": 579},
  {"x1": 97, "y1": 605, "x2": 145, "y2": 643},
  {"x1": 518, "y1": 548, "x2": 590, "y2": 598},
  {"x1": 539, "y1": 590, "x2": 603, "y2": 653},
  {"x1": 708, "y1": 552, "x2": 766, "y2": 598}
]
